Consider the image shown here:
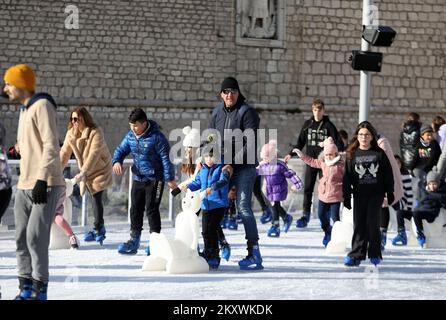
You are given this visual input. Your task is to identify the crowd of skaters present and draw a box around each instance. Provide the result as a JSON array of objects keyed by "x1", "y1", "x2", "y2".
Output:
[{"x1": 1, "y1": 64, "x2": 446, "y2": 300}]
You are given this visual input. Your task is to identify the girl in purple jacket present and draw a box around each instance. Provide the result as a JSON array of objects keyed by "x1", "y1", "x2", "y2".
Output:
[{"x1": 257, "y1": 140, "x2": 303, "y2": 237}]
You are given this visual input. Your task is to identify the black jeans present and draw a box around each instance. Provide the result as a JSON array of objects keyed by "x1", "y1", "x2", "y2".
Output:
[
  {"x1": 380, "y1": 206, "x2": 390, "y2": 229},
  {"x1": 130, "y1": 180, "x2": 164, "y2": 234},
  {"x1": 272, "y1": 201, "x2": 287, "y2": 224},
  {"x1": 202, "y1": 207, "x2": 225, "y2": 254},
  {"x1": 0, "y1": 188, "x2": 12, "y2": 221},
  {"x1": 303, "y1": 165, "x2": 321, "y2": 213},
  {"x1": 253, "y1": 175, "x2": 270, "y2": 210},
  {"x1": 413, "y1": 210, "x2": 438, "y2": 233},
  {"x1": 92, "y1": 190, "x2": 105, "y2": 230},
  {"x1": 349, "y1": 195, "x2": 383, "y2": 260}
]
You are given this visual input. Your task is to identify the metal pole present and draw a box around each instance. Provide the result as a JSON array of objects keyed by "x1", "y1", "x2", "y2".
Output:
[
  {"x1": 359, "y1": 0, "x2": 372, "y2": 123},
  {"x1": 128, "y1": 166, "x2": 132, "y2": 224},
  {"x1": 81, "y1": 193, "x2": 88, "y2": 227}
]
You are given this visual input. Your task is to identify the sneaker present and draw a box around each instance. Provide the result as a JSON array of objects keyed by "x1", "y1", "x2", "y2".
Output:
[
  {"x1": 296, "y1": 213, "x2": 310, "y2": 228},
  {"x1": 69, "y1": 235, "x2": 80, "y2": 249},
  {"x1": 259, "y1": 207, "x2": 273, "y2": 224},
  {"x1": 344, "y1": 256, "x2": 361, "y2": 267},
  {"x1": 267, "y1": 224, "x2": 280, "y2": 237},
  {"x1": 281, "y1": 214, "x2": 293, "y2": 233},
  {"x1": 370, "y1": 257, "x2": 381, "y2": 266},
  {"x1": 238, "y1": 245, "x2": 263, "y2": 270},
  {"x1": 392, "y1": 229, "x2": 407, "y2": 246}
]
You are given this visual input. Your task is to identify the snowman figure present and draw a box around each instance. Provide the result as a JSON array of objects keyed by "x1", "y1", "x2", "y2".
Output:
[{"x1": 142, "y1": 190, "x2": 209, "y2": 274}]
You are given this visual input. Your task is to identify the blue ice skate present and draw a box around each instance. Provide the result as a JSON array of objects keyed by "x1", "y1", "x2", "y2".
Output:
[
  {"x1": 226, "y1": 217, "x2": 238, "y2": 230},
  {"x1": 145, "y1": 241, "x2": 151, "y2": 256},
  {"x1": 259, "y1": 207, "x2": 273, "y2": 224},
  {"x1": 220, "y1": 243, "x2": 231, "y2": 261},
  {"x1": 281, "y1": 214, "x2": 293, "y2": 233},
  {"x1": 370, "y1": 257, "x2": 381, "y2": 266},
  {"x1": 207, "y1": 257, "x2": 221, "y2": 269},
  {"x1": 392, "y1": 229, "x2": 407, "y2": 246},
  {"x1": 238, "y1": 246, "x2": 264, "y2": 270},
  {"x1": 267, "y1": 224, "x2": 280, "y2": 237},
  {"x1": 14, "y1": 277, "x2": 33, "y2": 300},
  {"x1": 296, "y1": 213, "x2": 310, "y2": 228},
  {"x1": 118, "y1": 234, "x2": 140, "y2": 255},
  {"x1": 344, "y1": 256, "x2": 361, "y2": 267},
  {"x1": 416, "y1": 231, "x2": 426, "y2": 248},
  {"x1": 380, "y1": 230, "x2": 387, "y2": 251},
  {"x1": 95, "y1": 225, "x2": 106, "y2": 245},
  {"x1": 322, "y1": 232, "x2": 331, "y2": 247},
  {"x1": 28, "y1": 280, "x2": 47, "y2": 300}
]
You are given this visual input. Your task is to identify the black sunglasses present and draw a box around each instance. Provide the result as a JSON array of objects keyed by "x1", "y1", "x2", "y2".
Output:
[
  {"x1": 70, "y1": 117, "x2": 79, "y2": 122},
  {"x1": 222, "y1": 88, "x2": 239, "y2": 95}
]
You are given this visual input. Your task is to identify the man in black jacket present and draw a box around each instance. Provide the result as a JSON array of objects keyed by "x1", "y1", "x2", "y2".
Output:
[
  {"x1": 208, "y1": 77, "x2": 263, "y2": 270},
  {"x1": 284, "y1": 99, "x2": 344, "y2": 228}
]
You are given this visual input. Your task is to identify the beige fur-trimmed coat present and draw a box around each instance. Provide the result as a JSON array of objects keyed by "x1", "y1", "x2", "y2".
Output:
[{"x1": 60, "y1": 127, "x2": 113, "y2": 195}]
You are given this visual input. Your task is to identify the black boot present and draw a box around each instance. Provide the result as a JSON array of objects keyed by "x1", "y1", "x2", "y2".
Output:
[
  {"x1": 28, "y1": 279, "x2": 48, "y2": 300},
  {"x1": 14, "y1": 277, "x2": 33, "y2": 300}
]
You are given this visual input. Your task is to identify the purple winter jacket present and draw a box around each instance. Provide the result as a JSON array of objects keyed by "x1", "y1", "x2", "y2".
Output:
[{"x1": 257, "y1": 160, "x2": 303, "y2": 202}]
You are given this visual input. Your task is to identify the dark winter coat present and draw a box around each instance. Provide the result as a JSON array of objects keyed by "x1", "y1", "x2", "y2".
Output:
[
  {"x1": 400, "y1": 121, "x2": 421, "y2": 170},
  {"x1": 257, "y1": 160, "x2": 303, "y2": 202},
  {"x1": 187, "y1": 163, "x2": 230, "y2": 210},
  {"x1": 289, "y1": 115, "x2": 344, "y2": 158},
  {"x1": 112, "y1": 120, "x2": 174, "y2": 182},
  {"x1": 413, "y1": 138, "x2": 441, "y2": 174},
  {"x1": 415, "y1": 184, "x2": 446, "y2": 216},
  {"x1": 208, "y1": 99, "x2": 260, "y2": 169}
]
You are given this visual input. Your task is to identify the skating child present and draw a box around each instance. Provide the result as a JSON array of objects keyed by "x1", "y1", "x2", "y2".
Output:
[
  {"x1": 177, "y1": 127, "x2": 231, "y2": 261},
  {"x1": 53, "y1": 180, "x2": 80, "y2": 249},
  {"x1": 412, "y1": 171, "x2": 446, "y2": 247},
  {"x1": 181, "y1": 145, "x2": 231, "y2": 269},
  {"x1": 343, "y1": 121, "x2": 394, "y2": 267},
  {"x1": 257, "y1": 140, "x2": 303, "y2": 238},
  {"x1": 293, "y1": 137, "x2": 344, "y2": 247},
  {"x1": 391, "y1": 155, "x2": 414, "y2": 246}
]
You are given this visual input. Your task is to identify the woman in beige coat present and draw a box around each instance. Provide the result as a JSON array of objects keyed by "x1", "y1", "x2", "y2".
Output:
[{"x1": 60, "y1": 107, "x2": 113, "y2": 245}]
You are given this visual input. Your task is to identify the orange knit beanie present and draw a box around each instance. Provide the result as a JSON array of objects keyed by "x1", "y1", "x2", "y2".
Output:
[{"x1": 4, "y1": 64, "x2": 36, "y2": 92}]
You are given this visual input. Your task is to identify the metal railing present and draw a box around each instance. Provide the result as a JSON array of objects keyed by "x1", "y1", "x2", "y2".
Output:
[{"x1": 7, "y1": 159, "x2": 177, "y2": 227}]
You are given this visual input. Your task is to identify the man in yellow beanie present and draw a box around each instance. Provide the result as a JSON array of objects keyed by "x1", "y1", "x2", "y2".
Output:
[{"x1": 3, "y1": 64, "x2": 65, "y2": 300}]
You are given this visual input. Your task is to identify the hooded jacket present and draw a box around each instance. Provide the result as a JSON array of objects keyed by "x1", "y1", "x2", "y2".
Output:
[
  {"x1": 16, "y1": 93, "x2": 64, "y2": 189},
  {"x1": 399, "y1": 121, "x2": 421, "y2": 170}
]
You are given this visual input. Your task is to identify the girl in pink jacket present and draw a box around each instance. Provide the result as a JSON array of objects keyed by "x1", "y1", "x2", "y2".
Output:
[{"x1": 293, "y1": 137, "x2": 344, "y2": 247}]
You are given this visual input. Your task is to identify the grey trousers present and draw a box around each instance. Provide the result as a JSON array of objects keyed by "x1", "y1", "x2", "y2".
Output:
[{"x1": 14, "y1": 186, "x2": 65, "y2": 283}]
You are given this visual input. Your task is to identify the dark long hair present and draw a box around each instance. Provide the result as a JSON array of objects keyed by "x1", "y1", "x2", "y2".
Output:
[
  {"x1": 346, "y1": 121, "x2": 380, "y2": 160},
  {"x1": 67, "y1": 106, "x2": 97, "y2": 130}
]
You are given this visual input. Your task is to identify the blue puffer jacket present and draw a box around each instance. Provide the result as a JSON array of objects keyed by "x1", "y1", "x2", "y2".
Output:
[
  {"x1": 187, "y1": 164, "x2": 230, "y2": 210},
  {"x1": 112, "y1": 120, "x2": 174, "y2": 182}
]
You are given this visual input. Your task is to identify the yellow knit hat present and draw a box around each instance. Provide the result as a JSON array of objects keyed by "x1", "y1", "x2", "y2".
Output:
[{"x1": 4, "y1": 64, "x2": 36, "y2": 92}]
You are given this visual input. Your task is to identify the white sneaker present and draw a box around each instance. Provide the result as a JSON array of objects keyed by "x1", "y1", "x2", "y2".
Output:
[{"x1": 69, "y1": 235, "x2": 80, "y2": 249}]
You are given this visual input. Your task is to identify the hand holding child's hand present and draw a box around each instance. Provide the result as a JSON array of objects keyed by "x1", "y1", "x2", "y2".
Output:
[{"x1": 180, "y1": 184, "x2": 188, "y2": 192}]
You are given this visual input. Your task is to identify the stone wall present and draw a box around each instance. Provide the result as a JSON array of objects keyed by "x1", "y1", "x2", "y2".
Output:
[{"x1": 0, "y1": 0, "x2": 445, "y2": 152}]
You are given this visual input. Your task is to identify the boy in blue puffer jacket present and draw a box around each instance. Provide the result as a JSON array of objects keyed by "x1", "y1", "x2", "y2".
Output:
[
  {"x1": 113, "y1": 108, "x2": 177, "y2": 255},
  {"x1": 181, "y1": 144, "x2": 231, "y2": 269}
]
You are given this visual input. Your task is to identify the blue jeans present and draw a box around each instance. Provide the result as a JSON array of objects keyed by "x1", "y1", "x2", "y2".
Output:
[
  {"x1": 317, "y1": 200, "x2": 341, "y2": 233},
  {"x1": 229, "y1": 166, "x2": 259, "y2": 244}
]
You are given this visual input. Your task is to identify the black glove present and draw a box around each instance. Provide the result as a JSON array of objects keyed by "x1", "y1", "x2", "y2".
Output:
[
  {"x1": 344, "y1": 197, "x2": 352, "y2": 210},
  {"x1": 32, "y1": 180, "x2": 48, "y2": 204},
  {"x1": 387, "y1": 192, "x2": 394, "y2": 206},
  {"x1": 171, "y1": 187, "x2": 181, "y2": 197}
]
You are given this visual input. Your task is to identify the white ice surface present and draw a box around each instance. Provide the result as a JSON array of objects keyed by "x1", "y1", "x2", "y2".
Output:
[{"x1": 1, "y1": 216, "x2": 446, "y2": 300}]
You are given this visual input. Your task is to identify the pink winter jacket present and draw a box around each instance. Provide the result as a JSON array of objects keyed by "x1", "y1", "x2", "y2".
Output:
[{"x1": 300, "y1": 153, "x2": 344, "y2": 203}]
